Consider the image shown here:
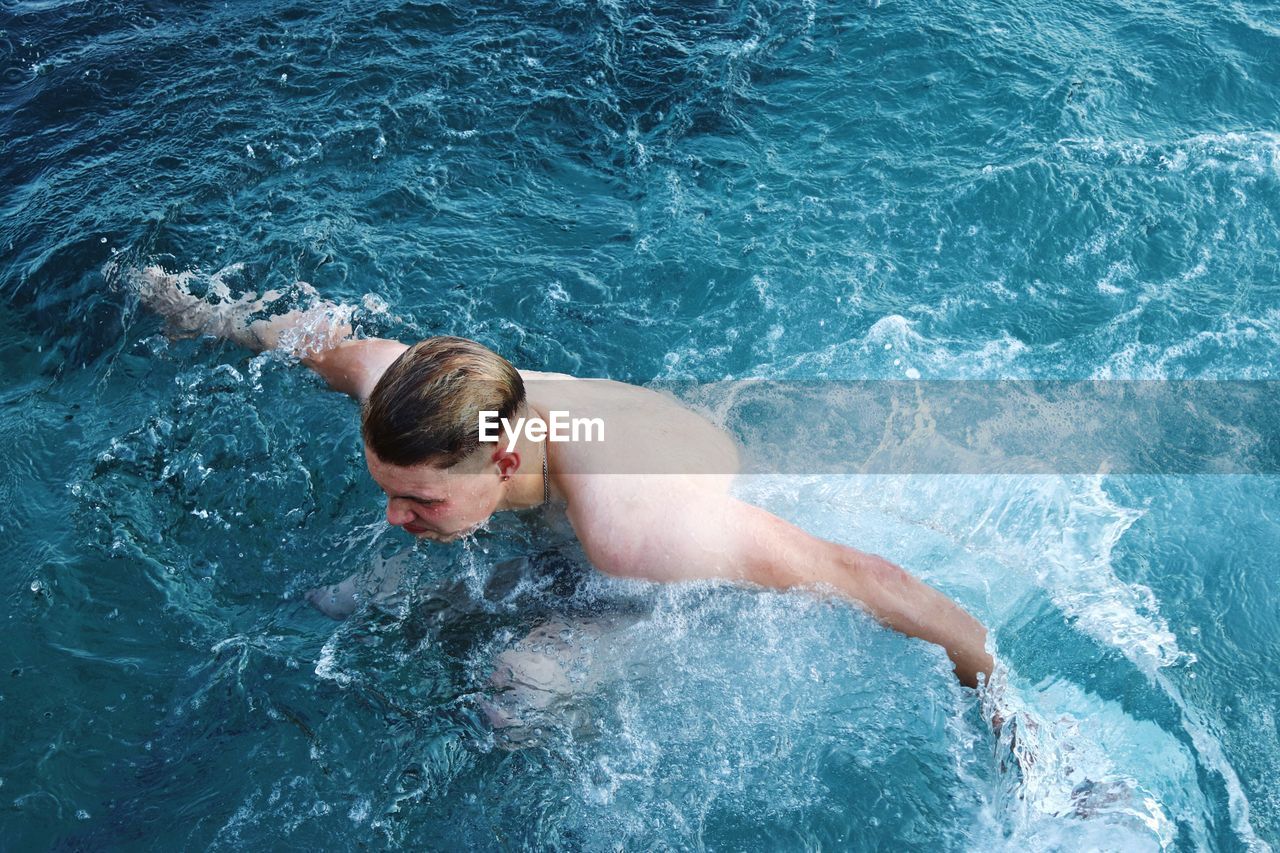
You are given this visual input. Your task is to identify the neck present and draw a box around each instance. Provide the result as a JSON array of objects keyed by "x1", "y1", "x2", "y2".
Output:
[{"x1": 498, "y1": 403, "x2": 555, "y2": 511}]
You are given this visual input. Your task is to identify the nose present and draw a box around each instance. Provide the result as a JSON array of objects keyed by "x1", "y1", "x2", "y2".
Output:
[{"x1": 385, "y1": 498, "x2": 416, "y2": 527}]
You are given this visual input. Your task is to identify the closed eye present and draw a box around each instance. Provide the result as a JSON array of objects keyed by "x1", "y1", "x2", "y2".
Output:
[{"x1": 390, "y1": 492, "x2": 444, "y2": 509}]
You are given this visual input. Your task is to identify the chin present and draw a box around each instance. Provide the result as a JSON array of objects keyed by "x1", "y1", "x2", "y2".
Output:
[
  {"x1": 451, "y1": 522, "x2": 485, "y2": 540},
  {"x1": 420, "y1": 521, "x2": 486, "y2": 543}
]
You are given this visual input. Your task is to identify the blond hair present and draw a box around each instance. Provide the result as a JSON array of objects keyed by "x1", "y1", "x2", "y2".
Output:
[{"x1": 361, "y1": 336, "x2": 525, "y2": 467}]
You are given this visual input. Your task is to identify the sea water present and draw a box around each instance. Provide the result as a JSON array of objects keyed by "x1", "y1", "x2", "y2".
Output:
[{"x1": 2, "y1": 0, "x2": 1278, "y2": 849}]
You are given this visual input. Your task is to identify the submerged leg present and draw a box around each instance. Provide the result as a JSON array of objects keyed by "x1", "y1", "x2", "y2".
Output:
[
  {"x1": 305, "y1": 553, "x2": 410, "y2": 620},
  {"x1": 305, "y1": 574, "x2": 362, "y2": 620},
  {"x1": 481, "y1": 618, "x2": 625, "y2": 743}
]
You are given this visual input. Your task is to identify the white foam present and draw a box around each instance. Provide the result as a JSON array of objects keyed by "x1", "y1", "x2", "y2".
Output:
[
  {"x1": 746, "y1": 313, "x2": 1029, "y2": 379},
  {"x1": 314, "y1": 631, "x2": 354, "y2": 686},
  {"x1": 731, "y1": 470, "x2": 1227, "y2": 846},
  {"x1": 1090, "y1": 307, "x2": 1280, "y2": 380},
  {"x1": 1056, "y1": 131, "x2": 1280, "y2": 178}
]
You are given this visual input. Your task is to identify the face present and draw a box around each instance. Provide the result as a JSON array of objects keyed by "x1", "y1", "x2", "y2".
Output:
[{"x1": 364, "y1": 445, "x2": 506, "y2": 543}]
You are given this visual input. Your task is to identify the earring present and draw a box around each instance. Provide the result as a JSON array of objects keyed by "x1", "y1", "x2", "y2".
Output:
[{"x1": 501, "y1": 475, "x2": 510, "y2": 481}]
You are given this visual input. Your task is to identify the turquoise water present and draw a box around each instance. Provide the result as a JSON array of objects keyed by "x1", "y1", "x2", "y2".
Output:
[{"x1": 3, "y1": 0, "x2": 1279, "y2": 848}]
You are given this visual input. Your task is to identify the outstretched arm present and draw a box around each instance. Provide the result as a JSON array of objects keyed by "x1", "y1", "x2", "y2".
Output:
[
  {"x1": 127, "y1": 265, "x2": 406, "y2": 401},
  {"x1": 569, "y1": 477, "x2": 994, "y2": 688}
]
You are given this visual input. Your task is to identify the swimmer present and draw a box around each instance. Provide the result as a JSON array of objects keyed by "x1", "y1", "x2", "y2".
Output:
[{"x1": 129, "y1": 266, "x2": 995, "y2": 689}]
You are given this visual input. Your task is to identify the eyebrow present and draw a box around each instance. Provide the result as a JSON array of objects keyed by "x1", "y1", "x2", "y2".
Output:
[{"x1": 395, "y1": 493, "x2": 443, "y2": 504}]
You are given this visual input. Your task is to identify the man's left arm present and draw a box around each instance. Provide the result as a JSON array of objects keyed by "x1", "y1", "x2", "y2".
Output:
[
  {"x1": 568, "y1": 477, "x2": 994, "y2": 688},
  {"x1": 125, "y1": 265, "x2": 405, "y2": 402}
]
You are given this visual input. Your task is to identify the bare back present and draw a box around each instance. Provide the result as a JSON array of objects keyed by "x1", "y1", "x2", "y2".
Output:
[{"x1": 520, "y1": 369, "x2": 740, "y2": 488}]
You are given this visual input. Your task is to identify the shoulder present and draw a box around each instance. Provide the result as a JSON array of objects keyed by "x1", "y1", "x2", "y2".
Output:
[{"x1": 519, "y1": 369, "x2": 578, "y2": 381}]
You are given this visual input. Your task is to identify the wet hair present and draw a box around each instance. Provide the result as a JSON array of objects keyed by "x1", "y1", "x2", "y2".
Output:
[{"x1": 361, "y1": 336, "x2": 525, "y2": 468}]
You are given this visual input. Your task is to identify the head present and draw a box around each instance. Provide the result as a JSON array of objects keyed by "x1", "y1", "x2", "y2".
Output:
[{"x1": 361, "y1": 336, "x2": 525, "y2": 541}]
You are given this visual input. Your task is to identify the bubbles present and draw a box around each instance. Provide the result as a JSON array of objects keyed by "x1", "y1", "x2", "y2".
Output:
[{"x1": 348, "y1": 798, "x2": 371, "y2": 823}]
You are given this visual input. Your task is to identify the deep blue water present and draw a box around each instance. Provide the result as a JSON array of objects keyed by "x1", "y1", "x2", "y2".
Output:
[{"x1": 2, "y1": 0, "x2": 1279, "y2": 849}]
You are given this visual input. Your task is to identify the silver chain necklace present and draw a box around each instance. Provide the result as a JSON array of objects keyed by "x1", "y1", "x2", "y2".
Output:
[{"x1": 541, "y1": 440, "x2": 550, "y2": 506}]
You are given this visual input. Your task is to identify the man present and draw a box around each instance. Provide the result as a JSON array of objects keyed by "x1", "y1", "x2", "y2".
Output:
[{"x1": 130, "y1": 266, "x2": 994, "y2": 688}]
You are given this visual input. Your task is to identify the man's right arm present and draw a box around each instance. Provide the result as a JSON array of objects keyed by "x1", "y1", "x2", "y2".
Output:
[
  {"x1": 128, "y1": 265, "x2": 406, "y2": 402},
  {"x1": 568, "y1": 476, "x2": 995, "y2": 689}
]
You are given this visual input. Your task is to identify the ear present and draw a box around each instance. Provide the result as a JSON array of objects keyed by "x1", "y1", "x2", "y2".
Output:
[{"x1": 491, "y1": 448, "x2": 521, "y2": 479}]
